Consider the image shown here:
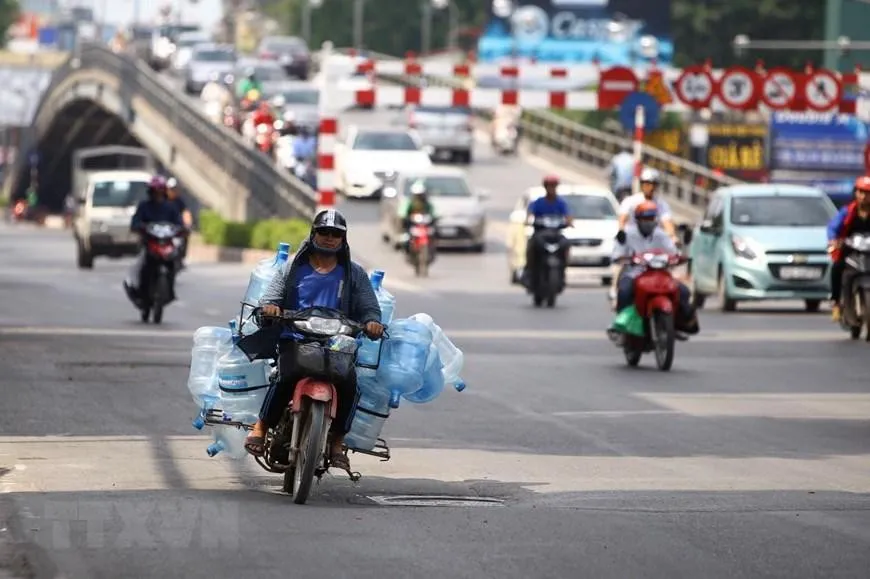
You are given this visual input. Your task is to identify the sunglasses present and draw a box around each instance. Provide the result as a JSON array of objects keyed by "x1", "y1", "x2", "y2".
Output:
[{"x1": 315, "y1": 228, "x2": 344, "y2": 239}]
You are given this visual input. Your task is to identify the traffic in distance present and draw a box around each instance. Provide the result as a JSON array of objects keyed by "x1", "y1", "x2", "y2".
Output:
[{"x1": 2, "y1": 18, "x2": 869, "y2": 579}]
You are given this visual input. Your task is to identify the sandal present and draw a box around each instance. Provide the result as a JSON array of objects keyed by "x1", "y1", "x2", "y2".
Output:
[
  {"x1": 329, "y1": 453, "x2": 350, "y2": 470},
  {"x1": 244, "y1": 436, "x2": 266, "y2": 457}
]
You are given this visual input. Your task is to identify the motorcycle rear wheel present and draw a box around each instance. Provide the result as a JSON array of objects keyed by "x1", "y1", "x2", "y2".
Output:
[
  {"x1": 290, "y1": 401, "x2": 326, "y2": 504},
  {"x1": 416, "y1": 246, "x2": 429, "y2": 277},
  {"x1": 863, "y1": 288, "x2": 870, "y2": 342}
]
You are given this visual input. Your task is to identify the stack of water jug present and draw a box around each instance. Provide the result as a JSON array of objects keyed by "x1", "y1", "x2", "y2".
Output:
[{"x1": 184, "y1": 242, "x2": 466, "y2": 458}]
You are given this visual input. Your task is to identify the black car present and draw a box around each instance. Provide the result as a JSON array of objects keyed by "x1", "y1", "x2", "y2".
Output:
[{"x1": 257, "y1": 36, "x2": 310, "y2": 80}]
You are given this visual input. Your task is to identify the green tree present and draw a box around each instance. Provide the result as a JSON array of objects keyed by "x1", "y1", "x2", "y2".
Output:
[
  {"x1": 0, "y1": 0, "x2": 19, "y2": 48},
  {"x1": 672, "y1": 0, "x2": 826, "y2": 69}
]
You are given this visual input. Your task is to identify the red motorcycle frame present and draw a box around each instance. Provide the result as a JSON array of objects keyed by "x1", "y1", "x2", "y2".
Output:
[
  {"x1": 407, "y1": 213, "x2": 435, "y2": 277},
  {"x1": 622, "y1": 250, "x2": 687, "y2": 371},
  {"x1": 254, "y1": 122, "x2": 276, "y2": 154}
]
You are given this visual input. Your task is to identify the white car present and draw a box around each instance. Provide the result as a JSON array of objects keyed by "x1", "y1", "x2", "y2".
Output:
[
  {"x1": 506, "y1": 184, "x2": 620, "y2": 285},
  {"x1": 170, "y1": 31, "x2": 211, "y2": 74},
  {"x1": 335, "y1": 126, "x2": 432, "y2": 198}
]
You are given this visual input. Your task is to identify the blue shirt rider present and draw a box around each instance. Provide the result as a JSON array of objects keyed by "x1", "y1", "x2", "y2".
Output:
[
  {"x1": 292, "y1": 126, "x2": 317, "y2": 161},
  {"x1": 609, "y1": 149, "x2": 635, "y2": 197},
  {"x1": 524, "y1": 175, "x2": 573, "y2": 287}
]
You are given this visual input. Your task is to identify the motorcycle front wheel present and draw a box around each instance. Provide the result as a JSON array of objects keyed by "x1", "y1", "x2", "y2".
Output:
[
  {"x1": 652, "y1": 311, "x2": 676, "y2": 371},
  {"x1": 290, "y1": 400, "x2": 326, "y2": 504},
  {"x1": 415, "y1": 245, "x2": 429, "y2": 277}
]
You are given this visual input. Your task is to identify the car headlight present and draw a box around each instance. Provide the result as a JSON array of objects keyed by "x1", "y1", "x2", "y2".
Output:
[{"x1": 730, "y1": 234, "x2": 757, "y2": 260}]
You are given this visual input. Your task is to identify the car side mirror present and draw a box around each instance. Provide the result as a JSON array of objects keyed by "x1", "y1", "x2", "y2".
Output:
[
  {"x1": 699, "y1": 219, "x2": 719, "y2": 235},
  {"x1": 476, "y1": 188, "x2": 490, "y2": 200}
]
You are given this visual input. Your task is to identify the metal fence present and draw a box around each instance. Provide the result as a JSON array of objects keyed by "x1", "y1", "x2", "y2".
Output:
[{"x1": 10, "y1": 43, "x2": 318, "y2": 220}]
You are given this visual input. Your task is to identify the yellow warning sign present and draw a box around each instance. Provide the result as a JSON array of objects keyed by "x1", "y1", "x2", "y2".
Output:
[{"x1": 644, "y1": 72, "x2": 673, "y2": 105}]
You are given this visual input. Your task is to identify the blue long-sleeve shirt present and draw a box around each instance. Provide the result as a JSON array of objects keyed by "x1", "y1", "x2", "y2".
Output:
[
  {"x1": 292, "y1": 136, "x2": 317, "y2": 161},
  {"x1": 130, "y1": 200, "x2": 183, "y2": 231},
  {"x1": 827, "y1": 205, "x2": 850, "y2": 241}
]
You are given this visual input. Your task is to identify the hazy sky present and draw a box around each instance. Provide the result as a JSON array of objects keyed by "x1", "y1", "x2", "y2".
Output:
[{"x1": 70, "y1": 0, "x2": 224, "y2": 29}]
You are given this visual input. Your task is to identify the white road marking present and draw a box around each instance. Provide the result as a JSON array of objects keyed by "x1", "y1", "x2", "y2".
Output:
[{"x1": 637, "y1": 393, "x2": 870, "y2": 420}]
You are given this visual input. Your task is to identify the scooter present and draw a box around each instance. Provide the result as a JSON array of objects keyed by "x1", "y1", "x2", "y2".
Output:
[
  {"x1": 525, "y1": 215, "x2": 569, "y2": 307},
  {"x1": 838, "y1": 233, "x2": 870, "y2": 340},
  {"x1": 405, "y1": 213, "x2": 436, "y2": 277},
  {"x1": 125, "y1": 222, "x2": 185, "y2": 324},
  {"x1": 492, "y1": 122, "x2": 518, "y2": 155}
]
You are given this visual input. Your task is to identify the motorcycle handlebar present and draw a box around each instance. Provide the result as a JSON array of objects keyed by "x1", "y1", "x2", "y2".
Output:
[{"x1": 252, "y1": 306, "x2": 385, "y2": 339}]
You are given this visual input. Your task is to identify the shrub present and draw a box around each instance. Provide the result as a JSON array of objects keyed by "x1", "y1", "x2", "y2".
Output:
[{"x1": 198, "y1": 210, "x2": 309, "y2": 250}]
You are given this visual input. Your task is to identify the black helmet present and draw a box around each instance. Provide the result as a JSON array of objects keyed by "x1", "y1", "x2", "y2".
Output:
[{"x1": 310, "y1": 209, "x2": 347, "y2": 254}]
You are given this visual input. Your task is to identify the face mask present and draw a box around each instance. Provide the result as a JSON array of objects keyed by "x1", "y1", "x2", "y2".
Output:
[{"x1": 637, "y1": 220, "x2": 656, "y2": 237}]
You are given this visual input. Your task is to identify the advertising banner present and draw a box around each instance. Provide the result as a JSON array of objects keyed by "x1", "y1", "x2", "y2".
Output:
[
  {"x1": 705, "y1": 123, "x2": 768, "y2": 180},
  {"x1": 477, "y1": 0, "x2": 673, "y2": 66},
  {"x1": 768, "y1": 111, "x2": 869, "y2": 173}
]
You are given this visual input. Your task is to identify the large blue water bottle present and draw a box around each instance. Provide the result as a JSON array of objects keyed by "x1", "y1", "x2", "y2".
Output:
[
  {"x1": 344, "y1": 374, "x2": 391, "y2": 451},
  {"x1": 403, "y1": 343, "x2": 445, "y2": 403},
  {"x1": 376, "y1": 318, "x2": 432, "y2": 408},
  {"x1": 216, "y1": 321, "x2": 270, "y2": 424},
  {"x1": 356, "y1": 269, "x2": 395, "y2": 378},
  {"x1": 410, "y1": 313, "x2": 466, "y2": 392},
  {"x1": 206, "y1": 426, "x2": 248, "y2": 458},
  {"x1": 241, "y1": 243, "x2": 291, "y2": 335}
]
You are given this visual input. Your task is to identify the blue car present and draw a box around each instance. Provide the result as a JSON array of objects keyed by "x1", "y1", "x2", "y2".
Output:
[{"x1": 689, "y1": 184, "x2": 837, "y2": 312}]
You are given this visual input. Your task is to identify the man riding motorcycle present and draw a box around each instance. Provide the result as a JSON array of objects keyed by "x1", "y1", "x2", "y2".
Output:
[
  {"x1": 244, "y1": 209, "x2": 384, "y2": 472},
  {"x1": 291, "y1": 125, "x2": 317, "y2": 162},
  {"x1": 251, "y1": 100, "x2": 276, "y2": 130},
  {"x1": 609, "y1": 147, "x2": 635, "y2": 202},
  {"x1": 236, "y1": 68, "x2": 263, "y2": 100},
  {"x1": 165, "y1": 177, "x2": 192, "y2": 268},
  {"x1": 827, "y1": 175, "x2": 870, "y2": 321},
  {"x1": 523, "y1": 175, "x2": 573, "y2": 287},
  {"x1": 200, "y1": 72, "x2": 233, "y2": 124},
  {"x1": 129, "y1": 176, "x2": 184, "y2": 300},
  {"x1": 397, "y1": 181, "x2": 438, "y2": 249},
  {"x1": 613, "y1": 201, "x2": 699, "y2": 336}
]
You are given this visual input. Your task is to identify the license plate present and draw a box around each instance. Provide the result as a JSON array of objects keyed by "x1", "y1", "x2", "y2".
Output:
[
  {"x1": 572, "y1": 255, "x2": 601, "y2": 265},
  {"x1": 779, "y1": 266, "x2": 822, "y2": 280},
  {"x1": 439, "y1": 227, "x2": 457, "y2": 236}
]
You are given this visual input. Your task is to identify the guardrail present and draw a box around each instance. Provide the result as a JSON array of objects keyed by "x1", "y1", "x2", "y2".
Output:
[
  {"x1": 11, "y1": 43, "x2": 318, "y2": 220},
  {"x1": 331, "y1": 48, "x2": 745, "y2": 215}
]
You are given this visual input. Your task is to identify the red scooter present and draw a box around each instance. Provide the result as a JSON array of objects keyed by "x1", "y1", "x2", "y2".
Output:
[
  {"x1": 254, "y1": 122, "x2": 276, "y2": 155},
  {"x1": 619, "y1": 249, "x2": 688, "y2": 371},
  {"x1": 406, "y1": 213, "x2": 436, "y2": 277}
]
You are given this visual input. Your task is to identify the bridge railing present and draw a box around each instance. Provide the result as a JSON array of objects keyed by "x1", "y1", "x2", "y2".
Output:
[
  {"x1": 16, "y1": 43, "x2": 318, "y2": 220},
  {"x1": 329, "y1": 48, "x2": 744, "y2": 215}
]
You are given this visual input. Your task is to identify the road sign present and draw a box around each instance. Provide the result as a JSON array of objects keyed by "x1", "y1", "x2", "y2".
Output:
[
  {"x1": 804, "y1": 69, "x2": 841, "y2": 111},
  {"x1": 717, "y1": 66, "x2": 759, "y2": 110},
  {"x1": 762, "y1": 68, "x2": 797, "y2": 109},
  {"x1": 674, "y1": 65, "x2": 714, "y2": 109},
  {"x1": 644, "y1": 70, "x2": 672, "y2": 105},
  {"x1": 619, "y1": 91, "x2": 660, "y2": 131},
  {"x1": 598, "y1": 66, "x2": 638, "y2": 110}
]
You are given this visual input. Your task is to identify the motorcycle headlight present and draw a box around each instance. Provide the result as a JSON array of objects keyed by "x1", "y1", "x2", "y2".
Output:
[
  {"x1": 730, "y1": 234, "x2": 757, "y2": 260},
  {"x1": 294, "y1": 317, "x2": 350, "y2": 335}
]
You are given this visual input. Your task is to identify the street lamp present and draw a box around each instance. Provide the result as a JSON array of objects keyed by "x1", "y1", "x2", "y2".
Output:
[
  {"x1": 423, "y1": 0, "x2": 459, "y2": 53},
  {"x1": 302, "y1": 0, "x2": 322, "y2": 45}
]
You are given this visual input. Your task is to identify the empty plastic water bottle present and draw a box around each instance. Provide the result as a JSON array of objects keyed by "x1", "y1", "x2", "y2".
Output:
[
  {"x1": 376, "y1": 318, "x2": 432, "y2": 407},
  {"x1": 187, "y1": 326, "x2": 233, "y2": 405},
  {"x1": 217, "y1": 321, "x2": 270, "y2": 424},
  {"x1": 355, "y1": 270, "x2": 396, "y2": 378},
  {"x1": 404, "y1": 343, "x2": 445, "y2": 404},
  {"x1": 409, "y1": 313, "x2": 466, "y2": 391},
  {"x1": 206, "y1": 426, "x2": 248, "y2": 458},
  {"x1": 370, "y1": 270, "x2": 396, "y2": 324},
  {"x1": 242, "y1": 243, "x2": 291, "y2": 307},
  {"x1": 345, "y1": 375, "x2": 391, "y2": 451}
]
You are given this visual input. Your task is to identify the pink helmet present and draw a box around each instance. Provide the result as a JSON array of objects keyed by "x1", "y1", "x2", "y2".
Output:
[{"x1": 148, "y1": 175, "x2": 167, "y2": 191}]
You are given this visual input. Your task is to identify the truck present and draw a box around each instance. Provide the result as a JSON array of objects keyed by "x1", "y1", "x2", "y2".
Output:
[{"x1": 71, "y1": 146, "x2": 157, "y2": 269}]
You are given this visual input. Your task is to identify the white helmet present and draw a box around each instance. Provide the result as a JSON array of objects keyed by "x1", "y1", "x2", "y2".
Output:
[{"x1": 640, "y1": 167, "x2": 661, "y2": 184}]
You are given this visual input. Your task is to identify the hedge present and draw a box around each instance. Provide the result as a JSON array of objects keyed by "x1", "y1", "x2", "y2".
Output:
[{"x1": 199, "y1": 210, "x2": 310, "y2": 250}]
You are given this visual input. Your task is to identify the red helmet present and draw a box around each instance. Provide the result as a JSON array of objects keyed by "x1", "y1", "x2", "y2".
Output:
[
  {"x1": 634, "y1": 200, "x2": 658, "y2": 220},
  {"x1": 854, "y1": 175, "x2": 870, "y2": 191},
  {"x1": 542, "y1": 175, "x2": 559, "y2": 186}
]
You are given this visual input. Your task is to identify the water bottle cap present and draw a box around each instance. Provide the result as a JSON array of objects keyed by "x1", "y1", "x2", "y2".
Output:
[
  {"x1": 370, "y1": 270, "x2": 384, "y2": 288},
  {"x1": 228, "y1": 319, "x2": 238, "y2": 332},
  {"x1": 276, "y1": 250, "x2": 289, "y2": 263},
  {"x1": 278, "y1": 242, "x2": 290, "y2": 252}
]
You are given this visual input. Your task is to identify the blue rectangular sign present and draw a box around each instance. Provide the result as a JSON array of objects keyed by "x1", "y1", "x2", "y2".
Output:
[
  {"x1": 477, "y1": 0, "x2": 673, "y2": 66},
  {"x1": 769, "y1": 111, "x2": 869, "y2": 173}
]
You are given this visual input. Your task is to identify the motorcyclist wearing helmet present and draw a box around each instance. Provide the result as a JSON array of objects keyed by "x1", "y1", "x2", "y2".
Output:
[
  {"x1": 612, "y1": 201, "x2": 699, "y2": 335},
  {"x1": 397, "y1": 181, "x2": 439, "y2": 249},
  {"x1": 236, "y1": 67, "x2": 263, "y2": 100},
  {"x1": 244, "y1": 209, "x2": 384, "y2": 471},
  {"x1": 617, "y1": 167, "x2": 676, "y2": 240},
  {"x1": 292, "y1": 124, "x2": 317, "y2": 161},
  {"x1": 608, "y1": 147, "x2": 635, "y2": 202},
  {"x1": 523, "y1": 175, "x2": 573, "y2": 286},
  {"x1": 827, "y1": 175, "x2": 870, "y2": 321},
  {"x1": 251, "y1": 100, "x2": 276, "y2": 129},
  {"x1": 165, "y1": 177, "x2": 192, "y2": 267}
]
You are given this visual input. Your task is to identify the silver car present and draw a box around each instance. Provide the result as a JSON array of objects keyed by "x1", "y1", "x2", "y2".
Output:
[
  {"x1": 262, "y1": 80, "x2": 319, "y2": 129},
  {"x1": 184, "y1": 43, "x2": 236, "y2": 95},
  {"x1": 380, "y1": 167, "x2": 487, "y2": 252},
  {"x1": 405, "y1": 105, "x2": 474, "y2": 164}
]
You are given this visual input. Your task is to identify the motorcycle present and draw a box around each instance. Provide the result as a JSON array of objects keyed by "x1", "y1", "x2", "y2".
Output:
[
  {"x1": 10, "y1": 199, "x2": 28, "y2": 222},
  {"x1": 492, "y1": 122, "x2": 518, "y2": 155},
  {"x1": 525, "y1": 214, "x2": 569, "y2": 307},
  {"x1": 202, "y1": 306, "x2": 390, "y2": 505},
  {"x1": 127, "y1": 222, "x2": 184, "y2": 324},
  {"x1": 838, "y1": 233, "x2": 870, "y2": 340},
  {"x1": 254, "y1": 122, "x2": 276, "y2": 155},
  {"x1": 293, "y1": 157, "x2": 317, "y2": 189},
  {"x1": 610, "y1": 250, "x2": 688, "y2": 371},
  {"x1": 405, "y1": 213, "x2": 436, "y2": 277}
]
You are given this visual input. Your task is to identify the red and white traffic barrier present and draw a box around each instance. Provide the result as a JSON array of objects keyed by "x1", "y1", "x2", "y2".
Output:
[
  {"x1": 351, "y1": 86, "x2": 597, "y2": 109},
  {"x1": 316, "y1": 116, "x2": 337, "y2": 208},
  {"x1": 631, "y1": 105, "x2": 645, "y2": 195},
  {"x1": 355, "y1": 59, "x2": 601, "y2": 79}
]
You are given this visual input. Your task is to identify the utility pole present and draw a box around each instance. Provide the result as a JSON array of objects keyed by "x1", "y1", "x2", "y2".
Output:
[
  {"x1": 353, "y1": 0, "x2": 365, "y2": 49},
  {"x1": 421, "y1": 0, "x2": 432, "y2": 54}
]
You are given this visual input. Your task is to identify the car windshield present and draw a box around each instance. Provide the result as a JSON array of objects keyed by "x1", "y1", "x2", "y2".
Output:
[
  {"x1": 404, "y1": 176, "x2": 470, "y2": 197},
  {"x1": 352, "y1": 132, "x2": 417, "y2": 151},
  {"x1": 279, "y1": 90, "x2": 318, "y2": 104},
  {"x1": 194, "y1": 49, "x2": 234, "y2": 62},
  {"x1": 159, "y1": 25, "x2": 199, "y2": 41},
  {"x1": 265, "y1": 39, "x2": 306, "y2": 52},
  {"x1": 563, "y1": 194, "x2": 617, "y2": 220},
  {"x1": 730, "y1": 195, "x2": 834, "y2": 226},
  {"x1": 91, "y1": 180, "x2": 149, "y2": 207}
]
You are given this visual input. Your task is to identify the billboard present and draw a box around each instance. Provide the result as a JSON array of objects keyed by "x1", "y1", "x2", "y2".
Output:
[
  {"x1": 768, "y1": 112, "x2": 869, "y2": 173},
  {"x1": 477, "y1": 0, "x2": 674, "y2": 66}
]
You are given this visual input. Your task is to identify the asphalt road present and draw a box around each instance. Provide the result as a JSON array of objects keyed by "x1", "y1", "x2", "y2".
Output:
[{"x1": 2, "y1": 69, "x2": 867, "y2": 578}]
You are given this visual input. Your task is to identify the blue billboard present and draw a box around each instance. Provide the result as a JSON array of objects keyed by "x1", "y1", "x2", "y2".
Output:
[
  {"x1": 477, "y1": 0, "x2": 674, "y2": 66},
  {"x1": 769, "y1": 112, "x2": 868, "y2": 173}
]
